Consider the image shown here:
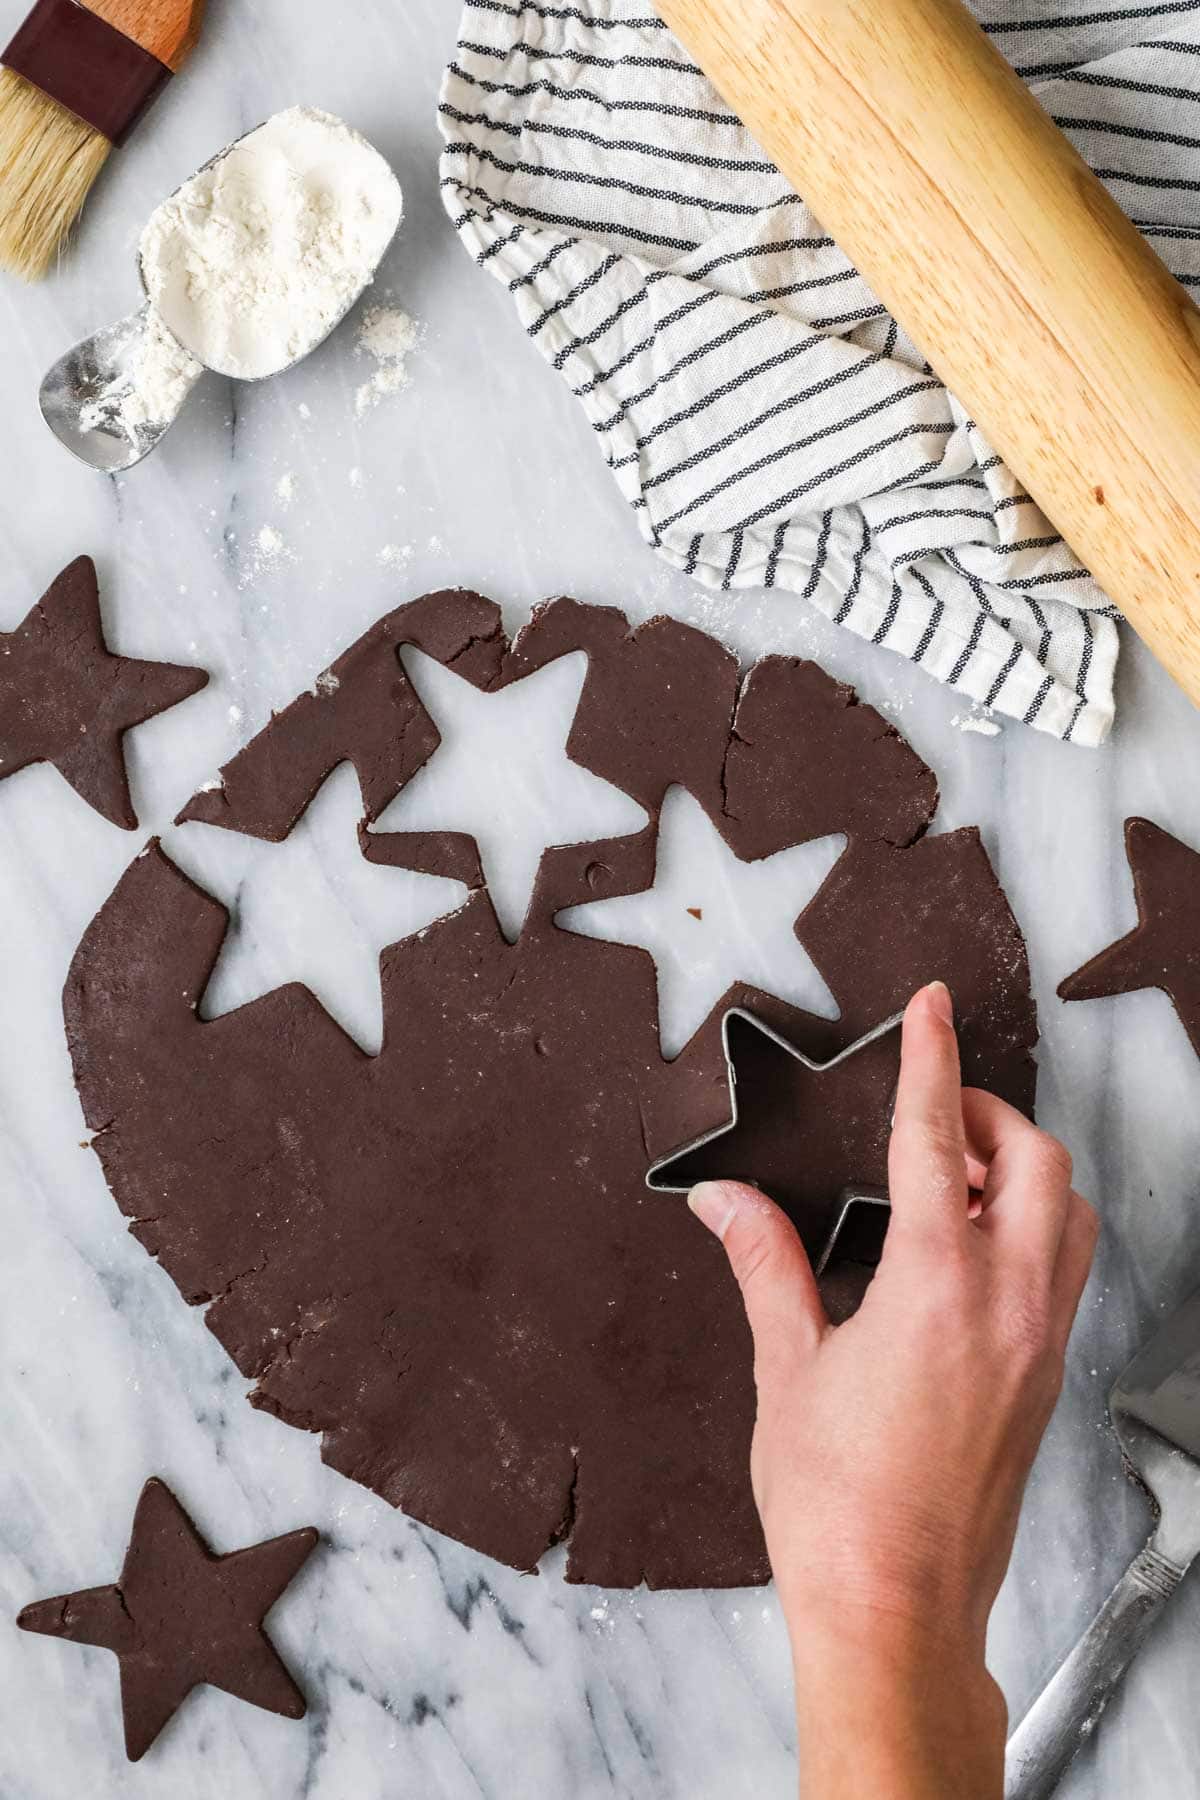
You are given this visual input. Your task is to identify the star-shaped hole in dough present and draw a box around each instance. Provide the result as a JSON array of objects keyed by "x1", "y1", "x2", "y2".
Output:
[
  {"x1": 165, "y1": 761, "x2": 468, "y2": 1054},
  {"x1": 556, "y1": 785, "x2": 845, "y2": 1058},
  {"x1": 368, "y1": 648, "x2": 648, "y2": 943}
]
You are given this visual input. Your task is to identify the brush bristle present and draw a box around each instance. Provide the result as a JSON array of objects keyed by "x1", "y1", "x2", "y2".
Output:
[{"x1": 0, "y1": 68, "x2": 110, "y2": 281}]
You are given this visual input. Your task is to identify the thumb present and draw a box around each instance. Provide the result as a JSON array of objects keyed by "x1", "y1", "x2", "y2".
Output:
[{"x1": 689, "y1": 1181, "x2": 827, "y2": 1378}]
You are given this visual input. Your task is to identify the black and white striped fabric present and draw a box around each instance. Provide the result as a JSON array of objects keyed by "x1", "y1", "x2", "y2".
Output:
[{"x1": 438, "y1": 1, "x2": 1200, "y2": 745}]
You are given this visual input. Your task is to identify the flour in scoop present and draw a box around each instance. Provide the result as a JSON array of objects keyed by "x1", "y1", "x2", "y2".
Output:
[
  {"x1": 140, "y1": 108, "x2": 403, "y2": 381},
  {"x1": 79, "y1": 309, "x2": 203, "y2": 436}
]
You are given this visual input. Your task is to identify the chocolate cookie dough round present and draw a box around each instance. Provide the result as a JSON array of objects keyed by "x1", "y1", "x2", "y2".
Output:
[{"x1": 65, "y1": 593, "x2": 1036, "y2": 1588}]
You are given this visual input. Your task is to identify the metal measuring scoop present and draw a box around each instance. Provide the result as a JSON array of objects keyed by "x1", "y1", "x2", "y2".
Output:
[
  {"x1": 39, "y1": 117, "x2": 403, "y2": 474},
  {"x1": 40, "y1": 303, "x2": 205, "y2": 474}
]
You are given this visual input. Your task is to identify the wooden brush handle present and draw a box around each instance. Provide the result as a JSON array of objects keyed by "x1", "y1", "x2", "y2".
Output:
[
  {"x1": 656, "y1": 0, "x2": 1200, "y2": 712},
  {"x1": 84, "y1": 0, "x2": 204, "y2": 70}
]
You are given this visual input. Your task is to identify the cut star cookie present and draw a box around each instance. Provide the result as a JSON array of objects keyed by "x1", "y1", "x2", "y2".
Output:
[
  {"x1": 0, "y1": 557, "x2": 207, "y2": 828},
  {"x1": 17, "y1": 1479, "x2": 317, "y2": 1761},
  {"x1": 1059, "y1": 817, "x2": 1200, "y2": 1059}
]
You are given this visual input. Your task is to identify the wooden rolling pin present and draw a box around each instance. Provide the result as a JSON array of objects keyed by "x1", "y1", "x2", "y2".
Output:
[{"x1": 656, "y1": 0, "x2": 1200, "y2": 711}]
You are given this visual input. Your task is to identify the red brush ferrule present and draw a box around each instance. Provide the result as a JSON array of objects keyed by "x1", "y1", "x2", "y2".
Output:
[{"x1": 2, "y1": 0, "x2": 171, "y2": 145}]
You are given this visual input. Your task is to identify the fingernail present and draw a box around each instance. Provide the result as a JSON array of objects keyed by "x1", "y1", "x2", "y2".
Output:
[
  {"x1": 924, "y1": 980, "x2": 954, "y2": 1026},
  {"x1": 688, "y1": 1180, "x2": 742, "y2": 1241}
]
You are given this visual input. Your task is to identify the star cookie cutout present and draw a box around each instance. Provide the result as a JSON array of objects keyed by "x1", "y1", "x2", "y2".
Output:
[
  {"x1": 370, "y1": 648, "x2": 647, "y2": 942},
  {"x1": 167, "y1": 761, "x2": 469, "y2": 1055},
  {"x1": 0, "y1": 557, "x2": 207, "y2": 828},
  {"x1": 17, "y1": 1479, "x2": 317, "y2": 1761},
  {"x1": 556, "y1": 785, "x2": 843, "y2": 1058},
  {"x1": 648, "y1": 1006, "x2": 903, "y2": 1260},
  {"x1": 1059, "y1": 817, "x2": 1200, "y2": 1059}
]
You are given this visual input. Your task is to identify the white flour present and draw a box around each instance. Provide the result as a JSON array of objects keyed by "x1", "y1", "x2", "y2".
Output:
[
  {"x1": 951, "y1": 713, "x2": 1003, "y2": 738},
  {"x1": 354, "y1": 305, "x2": 420, "y2": 416},
  {"x1": 140, "y1": 108, "x2": 403, "y2": 381},
  {"x1": 359, "y1": 305, "x2": 418, "y2": 363},
  {"x1": 79, "y1": 309, "x2": 202, "y2": 437}
]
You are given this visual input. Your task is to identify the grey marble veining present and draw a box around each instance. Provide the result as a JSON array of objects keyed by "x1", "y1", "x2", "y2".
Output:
[{"x1": 1, "y1": 3, "x2": 1200, "y2": 1796}]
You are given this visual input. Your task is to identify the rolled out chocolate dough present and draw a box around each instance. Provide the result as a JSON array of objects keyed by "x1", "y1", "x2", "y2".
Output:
[{"x1": 65, "y1": 592, "x2": 1036, "y2": 1588}]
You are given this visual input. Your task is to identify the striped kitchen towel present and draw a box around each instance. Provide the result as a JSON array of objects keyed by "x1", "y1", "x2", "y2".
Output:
[{"x1": 438, "y1": 1, "x2": 1200, "y2": 745}]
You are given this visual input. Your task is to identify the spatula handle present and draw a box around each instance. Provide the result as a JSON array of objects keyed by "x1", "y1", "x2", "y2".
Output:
[
  {"x1": 82, "y1": 0, "x2": 204, "y2": 70},
  {"x1": 1004, "y1": 1539, "x2": 1185, "y2": 1800},
  {"x1": 655, "y1": 0, "x2": 1200, "y2": 715}
]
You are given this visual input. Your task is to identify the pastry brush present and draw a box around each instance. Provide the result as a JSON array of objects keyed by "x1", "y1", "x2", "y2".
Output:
[
  {"x1": 0, "y1": 0, "x2": 205, "y2": 280},
  {"x1": 655, "y1": 0, "x2": 1200, "y2": 715}
]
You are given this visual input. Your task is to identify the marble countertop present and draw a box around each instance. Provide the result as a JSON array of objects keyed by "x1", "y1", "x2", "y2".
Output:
[{"x1": 2, "y1": 2, "x2": 1200, "y2": 1796}]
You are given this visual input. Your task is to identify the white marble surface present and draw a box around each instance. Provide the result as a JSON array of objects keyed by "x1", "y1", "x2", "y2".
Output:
[{"x1": 2, "y1": 3, "x2": 1200, "y2": 1796}]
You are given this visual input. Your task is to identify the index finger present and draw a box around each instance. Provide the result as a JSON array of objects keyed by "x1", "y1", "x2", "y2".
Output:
[{"x1": 887, "y1": 982, "x2": 969, "y2": 1242}]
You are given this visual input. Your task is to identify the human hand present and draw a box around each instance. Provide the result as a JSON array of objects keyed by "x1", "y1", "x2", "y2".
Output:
[{"x1": 688, "y1": 981, "x2": 1098, "y2": 1800}]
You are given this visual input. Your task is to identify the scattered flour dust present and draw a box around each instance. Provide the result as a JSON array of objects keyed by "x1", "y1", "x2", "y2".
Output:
[
  {"x1": 237, "y1": 523, "x2": 293, "y2": 587},
  {"x1": 378, "y1": 543, "x2": 413, "y2": 569},
  {"x1": 275, "y1": 472, "x2": 296, "y2": 508},
  {"x1": 359, "y1": 304, "x2": 420, "y2": 363},
  {"x1": 951, "y1": 712, "x2": 1003, "y2": 738},
  {"x1": 355, "y1": 305, "x2": 421, "y2": 417}
]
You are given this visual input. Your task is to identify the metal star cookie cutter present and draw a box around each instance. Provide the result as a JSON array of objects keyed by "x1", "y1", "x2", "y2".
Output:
[
  {"x1": 814, "y1": 1185, "x2": 892, "y2": 1277},
  {"x1": 645, "y1": 1006, "x2": 904, "y2": 1268}
]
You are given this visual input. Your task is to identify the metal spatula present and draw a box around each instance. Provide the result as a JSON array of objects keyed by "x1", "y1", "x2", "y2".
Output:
[{"x1": 1005, "y1": 1286, "x2": 1200, "y2": 1799}]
